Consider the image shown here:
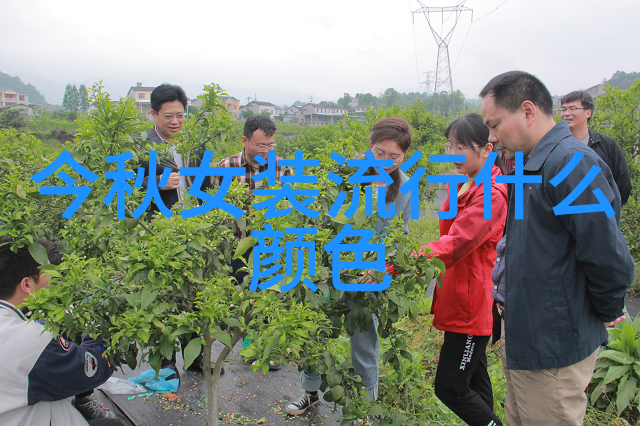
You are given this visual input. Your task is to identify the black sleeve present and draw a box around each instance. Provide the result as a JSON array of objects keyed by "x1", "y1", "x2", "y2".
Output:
[
  {"x1": 610, "y1": 138, "x2": 632, "y2": 206},
  {"x1": 27, "y1": 336, "x2": 114, "y2": 405}
]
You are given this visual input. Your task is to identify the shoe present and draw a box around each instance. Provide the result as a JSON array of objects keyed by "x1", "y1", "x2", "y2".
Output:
[
  {"x1": 285, "y1": 391, "x2": 320, "y2": 416},
  {"x1": 267, "y1": 361, "x2": 281, "y2": 371},
  {"x1": 160, "y1": 360, "x2": 180, "y2": 381},
  {"x1": 74, "y1": 393, "x2": 117, "y2": 420}
]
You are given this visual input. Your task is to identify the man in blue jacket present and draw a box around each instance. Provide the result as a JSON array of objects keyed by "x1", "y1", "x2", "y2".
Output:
[{"x1": 480, "y1": 71, "x2": 635, "y2": 426}]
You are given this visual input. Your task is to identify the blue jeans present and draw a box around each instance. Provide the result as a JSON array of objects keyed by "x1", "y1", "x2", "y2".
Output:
[{"x1": 300, "y1": 312, "x2": 379, "y2": 401}]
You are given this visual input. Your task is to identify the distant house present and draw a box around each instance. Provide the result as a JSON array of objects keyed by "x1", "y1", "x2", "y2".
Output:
[
  {"x1": 0, "y1": 103, "x2": 42, "y2": 118},
  {"x1": 222, "y1": 96, "x2": 240, "y2": 120},
  {"x1": 349, "y1": 104, "x2": 375, "y2": 123},
  {"x1": 0, "y1": 89, "x2": 29, "y2": 107},
  {"x1": 584, "y1": 83, "x2": 606, "y2": 99},
  {"x1": 283, "y1": 104, "x2": 303, "y2": 123},
  {"x1": 240, "y1": 100, "x2": 280, "y2": 118},
  {"x1": 126, "y1": 82, "x2": 155, "y2": 120},
  {"x1": 299, "y1": 103, "x2": 347, "y2": 126}
]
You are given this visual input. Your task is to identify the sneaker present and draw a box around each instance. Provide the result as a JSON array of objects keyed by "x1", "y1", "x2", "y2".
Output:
[
  {"x1": 267, "y1": 361, "x2": 281, "y2": 371},
  {"x1": 160, "y1": 360, "x2": 180, "y2": 381},
  {"x1": 285, "y1": 391, "x2": 320, "y2": 416},
  {"x1": 74, "y1": 393, "x2": 117, "y2": 420}
]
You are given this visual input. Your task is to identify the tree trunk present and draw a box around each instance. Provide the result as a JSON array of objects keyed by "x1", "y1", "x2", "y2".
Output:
[{"x1": 204, "y1": 328, "x2": 247, "y2": 426}]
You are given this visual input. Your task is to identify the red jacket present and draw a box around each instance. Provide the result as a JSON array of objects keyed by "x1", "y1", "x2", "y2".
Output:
[{"x1": 428, "y1": 165, "x2": 507, "y2": 336}]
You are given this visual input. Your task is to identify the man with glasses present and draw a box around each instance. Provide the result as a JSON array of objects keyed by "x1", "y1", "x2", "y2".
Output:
[
  {"x1": 140, "y1": 84, "x2": 215, "y2": 377},
  {"x1": 214, "y1": 115, "x2": 290, "y2": 270},
  {"x1": 214, "y1": 115, "x2": 289, "y2": 371},
  {"x1": 140, "y1": 83, "x2": 212, "y2": 219},
  {"x1": 560, "y1": 90, "x2": 631, "y2": 205}
]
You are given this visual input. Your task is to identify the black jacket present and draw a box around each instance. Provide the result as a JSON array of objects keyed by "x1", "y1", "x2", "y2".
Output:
[
  {"x1": 588, "y1": 129, "x2": 632, "y2": 206},
  {"x1": 139, "y1": 128, "x2": 210, "y2": 220},
  {"x1": 503, "y1": 121, "x2": 635, "y2": 371}
]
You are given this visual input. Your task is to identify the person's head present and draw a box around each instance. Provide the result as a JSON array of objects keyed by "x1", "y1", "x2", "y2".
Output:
[
  {"x1": 150, "y1": 84, "x2": 188, "y2": 142},
  {"x1": 242, "y1": 115, "x2": 277, "y2": 163},
  {"x1": 479, "y1": 71, "x2": 555, "y2": 160},
  {"x1": 560, "y1": 90, "x2": 594, "y2": 134},
  {"x1": 0, "y1": 237, "x2": 58, "y2": 305},
  {"x1": 444, "y1": 113, "x2": 505, "y2": 178},
  {"x1": 369, "y1": 117, "x2": 412, "y2": 203}
]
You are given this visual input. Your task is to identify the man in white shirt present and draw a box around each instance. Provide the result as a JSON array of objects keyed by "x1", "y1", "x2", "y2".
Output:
[{"x1": 0, "y1": 237, "x2": 119, "y2": 426}]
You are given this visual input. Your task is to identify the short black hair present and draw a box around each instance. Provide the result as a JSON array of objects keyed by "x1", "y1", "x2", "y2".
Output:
[
  {"x1": 243, "y1": 115, "x2": 277, "y2": 139},
  {"x1": 479, "y1": 71, "x2": 554, "y2": 116},
  {"x1": 0, "y1": 237, "x2": 57, "y2": 300},
  {"x1": 445, "y1": 113, "x2": 505, "y2": 175},
  {"x1": 151, "y1": 84, "x2": 188, "y2": 112},
  {"x1": 561, "y1": 90, "x2": 594, "y2": 113}
]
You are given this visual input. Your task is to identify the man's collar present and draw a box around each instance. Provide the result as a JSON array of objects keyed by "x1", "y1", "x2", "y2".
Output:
[
  {"x1": 153, "y1": 126, "x2": 168, "y2": 143},
  {"x1": 523, "y1": 121, "x2": 572, "y2": 172},
  {"x1": 0, "y1": 300, "x2": 26, "y2": 321},
  {"x1": 239, "y1": 149, "x2": 250, "y2": 167}
]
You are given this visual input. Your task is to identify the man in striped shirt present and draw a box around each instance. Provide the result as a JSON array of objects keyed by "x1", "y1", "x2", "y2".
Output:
[
  {"x1": 214, "y1": 115, "x2": 290, "y2": 273},
  {"x1": 214, "y1": 115, "x2": 290, "y2": 192},
  {"x1": 215, "y1": 115, "x2": 289, "y2": 371}
]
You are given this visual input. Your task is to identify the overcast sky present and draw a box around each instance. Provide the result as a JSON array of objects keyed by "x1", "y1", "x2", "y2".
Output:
[{"x1": 2, "y1": 0, "x2": 639, "y2": 106}]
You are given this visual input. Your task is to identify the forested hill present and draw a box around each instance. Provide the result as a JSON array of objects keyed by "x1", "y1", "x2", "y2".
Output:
[
  {"x1": 608, "y1": 71, "x2": 640, "y2": 90},
  {"x1": 0, "y1": 70, "x2": 56, "y2": 110}
]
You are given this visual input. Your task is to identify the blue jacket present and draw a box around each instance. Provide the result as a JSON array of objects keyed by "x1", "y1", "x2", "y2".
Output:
[{"x1": 503, "y1": 121, "x2": 635, "y2": 370}]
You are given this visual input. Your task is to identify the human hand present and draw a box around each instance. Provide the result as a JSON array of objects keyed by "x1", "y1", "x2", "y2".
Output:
[
  {"x1": 160, "y1": 172, "x2": 181, "y2": 190},
  {"x1": 604, "y1": 316, "x2": 626, "y2": 328},
  {"x1": 358, "y1": 269, "x2": 376, "y2": 284}
]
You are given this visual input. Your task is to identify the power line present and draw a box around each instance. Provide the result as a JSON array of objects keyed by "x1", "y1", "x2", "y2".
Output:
[{"x1": 473, "y1": 0, "x2": 512, "y2": 22}]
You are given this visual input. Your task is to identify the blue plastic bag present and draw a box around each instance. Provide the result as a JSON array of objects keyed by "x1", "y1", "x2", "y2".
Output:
[{"x1": 128, "y1": 368, "x2": 179, "y2": 392}]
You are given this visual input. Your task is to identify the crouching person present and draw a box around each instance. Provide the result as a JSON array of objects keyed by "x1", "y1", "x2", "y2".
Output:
[{"x1": 0, "y1": 236, "x2": 121, "y2": 426}]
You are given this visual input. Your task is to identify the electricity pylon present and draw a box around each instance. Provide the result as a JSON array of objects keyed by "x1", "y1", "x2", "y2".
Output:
[
  {"x1": 413, "y1": 1, "x2": 472, "y2": 97},
  {"x1": 422, "y1": 71, "x2": 435, "y2": 96}
]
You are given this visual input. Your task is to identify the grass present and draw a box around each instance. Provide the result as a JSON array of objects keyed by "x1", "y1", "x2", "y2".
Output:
[{"x1": 408, "y1": 208, "x2": 440, "y2": 243}]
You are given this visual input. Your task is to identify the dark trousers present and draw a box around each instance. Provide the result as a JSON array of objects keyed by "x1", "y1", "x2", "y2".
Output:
[
  {"x1": 434, "y1": 332, "x2": 503, "y2": 426},
  {"x1": 231, "y1": 247, "x2": 253, "y2": 285}
]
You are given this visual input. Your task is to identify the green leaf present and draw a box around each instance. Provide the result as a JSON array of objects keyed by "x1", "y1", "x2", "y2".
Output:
[
  {"x1": 620, "y1": 323, "x2": 637, "y2": 355},
  {"x1": 432, "y1": 257, "x2": 446, "y2": 276},
  {"x1": 616, "y1": 376, "x2": 637, "y2": 415},
  {"x1": 159, "y1": 338, "x2": 174, "y2": 360},
  {"x1": 15, "y1": 184, "x2": 26, "y2": 199},
  {"x1": 327, "y1": 369, "x2": 342, "y2": 387},
  {"x1": 233, "y1": 237, "x2": 257, "y2": 260},
  {"x1": 397, "y1": 241, "x2": 406, "y2": 265},
  {"x1": 368, "y1": 404, "x2": 385, "y2": 417},
  {"x1": 212, "y1": 330, "x2": 233, "y2": 349},
  {"x1": 182, "y1": 338, "x2": 203, "y2": 370},
  {"x1": 223, "y1": 318, "x2": 243, "y2": 330},
  {"x1": 327, "y1": 385, "x2": 344, "y2": 401},
  {"x1": 141, "y1": 284, "x2": 159, "y2": 309},
  {"x1": 391, "y1": 414, "x2": 408, "y2": 425},
  {"x1": 124, "y1": 217, "x2": 139, "y2": 231},
  {"x1": 124, "y1": 294, "x2": 140, "y2": 307},
  {"x1": 28, "y1": 241, "x2": 48, "y2": 265},
  {"x1": 324, "y1": 351, "x2": 336, "y2": 369},
  {"x1": 602, "y1": 364, "x2": 631, "y2": 385},
  {"x1": 599, "y1": 350, "x2": 635, "y2": 365}
]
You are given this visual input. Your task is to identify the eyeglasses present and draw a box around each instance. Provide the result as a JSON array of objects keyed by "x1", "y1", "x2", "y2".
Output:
[
  {"x1": 560, "y1": 106, "x2": 587, "y2": 113},
  {"x1": 159, "y1": 112, "x2": 186, "y2": 121},
  {"x1": 443, "y1": 143, "x2": 481, "y2": 154},
  {"x1": 371, "y1": 149, "x2": 404, "y2": 165},
  {"x1": 248, "y1": 139, "x2": 277, "y2": 150}
]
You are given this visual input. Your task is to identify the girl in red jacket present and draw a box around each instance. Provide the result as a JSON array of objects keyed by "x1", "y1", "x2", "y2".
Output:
[{"x1": 428, "y1": 113, "x2": 507, "y2": 426}]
